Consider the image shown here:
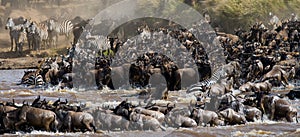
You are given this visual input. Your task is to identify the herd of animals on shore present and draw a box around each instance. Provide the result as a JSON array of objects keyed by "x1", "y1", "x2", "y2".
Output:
[{"x1": 1, "y1": 11, "x2": 300, "y2": 134}]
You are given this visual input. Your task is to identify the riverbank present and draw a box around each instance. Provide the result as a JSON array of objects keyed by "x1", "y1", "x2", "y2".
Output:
[{"x1": 0, "y1": 57, "x2": 42, "y2": 70}]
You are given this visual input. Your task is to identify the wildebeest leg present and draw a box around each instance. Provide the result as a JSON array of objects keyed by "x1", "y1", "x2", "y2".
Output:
[
  {"x1": 281, "y1": 75, "x2": 289, "y2": 87},
  {"x1": 106, "y1": 77, "x2": 115, "y2": 90},
  {"x1": 10, "y1": 36, "x2": 14, "y2": 51},
  {"x1": 44, "y1": 117, "x2": 54, "y2": 131},
  {"x1": 90, "y1": 123, "x2": 96, "y2": 132},
  {"x1": 15, "y1": 120, "x2": 26, "y2": 131},
  {"x1": 270, "y1": 102, "x2": 276, "y2": 120}
]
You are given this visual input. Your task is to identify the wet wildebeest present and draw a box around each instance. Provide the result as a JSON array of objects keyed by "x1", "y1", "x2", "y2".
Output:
[
  {"x1": 252, "y1": 80, "x2": 272, "y2": 94},
  {"x1": 262, "y1": 65, "x2": 295, "y2": 87},
  {"x1": 239, "y1": 81, "x2": 254, "y2": 93},
  {"x1": 260, "y1": 95, "x2": 298, "y2": 122},
  {"x1": 165, "y1": 111, "x2": 197, "y2": 128},
  {"x1": 56, "y1": 109, "x2": 96, "y2": 132},
  {"x1": 241, "y1": 105, "x2": 262, "y2": 122},
  {"x1": 95, "y1": 57, "x2": 114, "y2": 90},
  {"x1": 145, "y1": 103, "x2": 175, "y2": 115},
  {"x1": 113, "y1": 100, "x2": 135, "y2": 119},
  {"x1": 0, "y1": 103, "x2": 18, "y2": 131},
  {"x1": 217, "y1": 93, "x2": 241, "y2": 112},
  {"x1": 129, "y1": 111, "x2": 166, "y2": 131},
  {"x1": 93, "y1": 108, "x2": 130, "y2": 131},
  {"x1": 247, "y1": 59, "x2": 264, "y2": 81},
  {"x1": 14, "y1": 104, "x2": 58, "y2": 132},
  {"x1": 209, "y1": 77, "x2": 234, "y2": 96},
  {"x1": 133, "y1": 107, "x2": 165, "y2": 123},
  {"x1": 219, "y1": 108, "x2": 247, "y2": 125},
  {"x1": 160, "y1": 61, "x2": 181, "y2": 91},
  {"x1": 190, "y1": 108, "x2": 224, "y2": 127}
]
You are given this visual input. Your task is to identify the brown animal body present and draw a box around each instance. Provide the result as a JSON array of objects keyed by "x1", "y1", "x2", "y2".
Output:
[
  {"x1": 130, "y1": 112, "x2": 166, "y2": 131},
  {"x1": 247, "y1": 60, "x2": 264, "y2": 81},
  {"x1": 252, "y1": 81, "x2": 272, "y2": 93},
  {"x1": 219, "y1": 108, "x2": 247, "y2": 125},
  {"x1": 190, "y1": 108, "x2": 224, "y2": 127},
  {"x1": 165, "y1": 113, "x2": 197, "y2": 128},
  {"x1": 1, "y1": 105, "x2": 18, "y2": 131},
  {"x1": 64, "y1": 111, "x2": 96, "y2": 132},
  {"x1": 209, "y1": 78, "x2": 233, "y2": 95},
  {"x1": 242, "y1": 105, "x2": 262, "y2": 122},
  {"x1": 260, "y1": 95, "x2": 298, "y2": 122},
  {"x1": 15, "y1": 105, "x2": 58, "y2": 132},
  {"x1": 133, "y1": 107, "x2": 165, "y2": 123},
  {"x1": 146, "y1": 103, "x2": 175, "y2": 115},
  {"x1": 94, "y1": 109, "x2": 129, "y2": 131},
  {"x1": 262, "y1": 65, "x2": 294, "y2": 87},
  {"x1": 239, "y1": 82, "x2": 254, "y2": 93}
]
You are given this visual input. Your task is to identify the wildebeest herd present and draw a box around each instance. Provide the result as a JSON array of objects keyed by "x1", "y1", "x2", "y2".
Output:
[{"x1": 2, "y1": 13, "x2": 300, "y2": 134}]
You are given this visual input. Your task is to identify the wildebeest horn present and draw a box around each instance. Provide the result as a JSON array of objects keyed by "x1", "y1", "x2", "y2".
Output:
[
  {"x1": 53, "y1": 98, "x2": 60, "y2": 106},
  {"x1": 32, "y1": 95, "x2": 41, "y2": 106}
]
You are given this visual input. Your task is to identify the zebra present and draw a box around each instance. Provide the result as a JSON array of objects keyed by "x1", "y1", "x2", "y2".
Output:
[
  {"x1": 21, "y1": 70, "x2": 45, "y2": 87},
  {"x1": 47, "y1": 19, "x2": 73, "y2": 48},
  {"x1": 186, "y1": 66, "x2": 226, "y2": 94},
  {"x1": 38, "y1": 22, "x2": 49, "y2": 49},
  {"x1": 17, "y1": 28, "x2": 27, "y2": 52},
  {"x1": 26, "y1": 22, "x2": 37, "y2": 50},
  {"x1": 5, "y1": 17, "x2": 27, "y2": 52}
]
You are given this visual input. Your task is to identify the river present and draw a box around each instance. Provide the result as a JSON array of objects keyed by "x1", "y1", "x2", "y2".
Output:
[{"x1": 0, "y1": 69, "x2": 299, "y2": 137}]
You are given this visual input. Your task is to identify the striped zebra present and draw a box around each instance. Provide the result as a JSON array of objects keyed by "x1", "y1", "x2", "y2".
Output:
[
  {"x1": 38, "y1": 22, "x2": 49, "y2": 49},
  {"x1": 47, "y1": 19, "x2": 73, "y2": 48},
  {"x1": 186, "y1": 66, "x2": 226, "y2": 94},
  {"x1": 5, "y1": 17, "x2": 28, "y2": 52},
  {"x1": 21, "y1": 70, "x2": 45, "y2": 87},
  {"x1": 26, "y1": 21, "x2": 49, "y2": 50}
]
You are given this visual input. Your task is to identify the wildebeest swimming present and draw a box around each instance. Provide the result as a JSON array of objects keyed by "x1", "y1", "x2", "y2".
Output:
[{"x1": 12, "y1": 13, "x2": 300, "y2": 135}]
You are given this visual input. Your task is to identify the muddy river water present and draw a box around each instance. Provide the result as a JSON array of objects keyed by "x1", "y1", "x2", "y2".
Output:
[{"x1": 0, "y1": 69, "x2": 299, "y2": 137}]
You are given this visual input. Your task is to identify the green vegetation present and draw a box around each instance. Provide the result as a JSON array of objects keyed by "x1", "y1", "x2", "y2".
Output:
[
  {"x1": 194, "y1": 0, "x2": 300, "y2": 32},
  {"x1": 136, "y1": 0, "x2": 300, "y2": 33}
]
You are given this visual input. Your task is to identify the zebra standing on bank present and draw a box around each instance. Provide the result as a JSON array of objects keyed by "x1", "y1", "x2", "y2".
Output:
[
  {"x1": 47, "y1": 19, "x2": 73, "y2": 48},
  {"x1": 5, "y1": 17, "x2": 27, "y2": 52}
]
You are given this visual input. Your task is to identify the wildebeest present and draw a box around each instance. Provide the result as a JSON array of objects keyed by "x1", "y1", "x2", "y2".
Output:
[
  {"x1": 241, "y1": 105, "x2": 262, "y2": 122},
  {"x1": 145, "y1": 103, "x2": 175, "y2": 115},
  {"x1": 252, "y1": 80, "x2": 272, "y2": 93},
  {"x1": 239, "y1": 81, "x2": 254, "y2": 93},
  {"x1": 133, "y1": 107, "x2": 165, "y2": 123},
  {"x1": 262, "y1": 65, "x2": 295, "y2": 87},
  {"x1": 190, "y1": 108, "x2": 224, "y2": 127},
  {"x1": 0, "y1": 103, "x2": 17, "y2": 131},
  {"x1": 165, "y1": 111, "x2": 197, "y2": 128},
  {"x1": 219, "y1": 108, "x2": 247, "y2": 125},
  {"x1": 260, "y1": 95, "x2": 298, "y2": 122},
  {"x1": 14, "y1": 104, "x2": 58, "y2": 132},
  {"x1": 57, "y1": 110, "x2": 96, "y2": 132},
  {"x1": 129, "y1": 111, "x2": 166, "y2": 131},
  {"x1": 93, "y1": 108, "x2": 130, "y2": 131}
]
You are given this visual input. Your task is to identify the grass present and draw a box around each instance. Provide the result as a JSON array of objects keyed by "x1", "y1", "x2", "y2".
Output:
[{"x1": 193, "y1": 0, "x2": 300, "y2": 33}]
